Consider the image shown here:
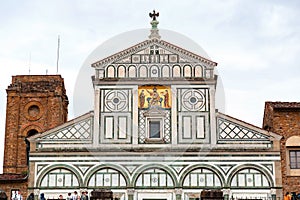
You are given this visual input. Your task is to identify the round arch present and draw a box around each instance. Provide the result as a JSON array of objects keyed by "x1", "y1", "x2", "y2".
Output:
[
  {"x1": 138, "y1": 65, "x2": 148, "y2": 78},
  {"x1": 106, "y1": 65, "x2": 116, "y2": 78},
  {"x1": 172, "y1": 65, "x2": 181, "y2": 77},
  {"x1": 179, "y1": 164, "x2": 225, "y2": 188},
  {"x1": 117, "y1": 65, "x2": 126, "y2": 77},
  {"x1": 194, "y1": 65, "x2": 203, "y2": 77},
  {"x1": 183, "y1": 65, "x2": 192, "y2": 77},
  {"x1": 128, "y1": 65, "x2": 137, "y2": 77},
  {"x1": 36, "y1": 164, "x2": 83, "y2": 188},
  {"x1": 286, "y1": 136, "x2": 300, "y2": 146},
  {"x1": 84, "y1": 164, "x2": 130, "y2": 187},
  {"x1": 131, "y1": 164, "x2": 178, "y2": 188},
  {"x1": 22, "y1": 124, "x2": 44, "y2": 138},
  {"x1": 227, "y1": 164, "x2": 274, "y2": 188},
  {"x1": 161, "y1": 65, "x2": 170, "y2": 77}
]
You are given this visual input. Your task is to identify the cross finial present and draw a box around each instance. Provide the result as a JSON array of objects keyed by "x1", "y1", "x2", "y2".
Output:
[{"x1": 149, "y1": 10, "x2": 159, "y2": 21}]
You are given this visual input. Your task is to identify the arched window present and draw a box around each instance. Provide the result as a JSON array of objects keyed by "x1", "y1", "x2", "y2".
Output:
[
  {"x1": 172, "y1": 65, "x2": 181, "y2": 77},
  {"x1": 40, "y1": 168, "x2": 79, "y2": 187},
  {"x1": 183, "y1": 168, "x2": 222, "y2": 187},
  {"x1": 26, "y1": 129, "x2": 38, "y2": 165},
  {"x1": 139, "y1": 66, "x2": 148, "y2": 78},
  {"x1": 231, "y1": 168, "x2": 270, "y2": 187},
  {"x1": 88, "y1": 168, "x2": 126, "y2": 188},
  {"x1": 162, "y1": 65, "x2": 170, "y2": 77},
  {"x1": 128, "y1": 66, "x2": 137, "y2": 78},
  {"x1": 106, "y1": 66, "x2": 115, "y2": 78},
  {"x1": 135, "y1": 168, "x2": 174, "y2": 188},
  {"x1": 183, "y1": 65, "x2": 192, "y2": 77},
  {"x1": 194, "y1": 65, "x2": 203, "y2": 77},
  {"x1": 117, "y1": 66, "x2": 126, "y2": 78},
  {"x1": 286, "y1": 136, "x2": 300, "y2": 170}
]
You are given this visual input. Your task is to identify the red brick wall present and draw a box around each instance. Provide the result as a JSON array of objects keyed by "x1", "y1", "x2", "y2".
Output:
[
  {"x1": 0, "y1": 181, "x2": 28, "y2": 200},
  {"x1": 263, "y1": 102, "x2": 300, "y2": 195}
]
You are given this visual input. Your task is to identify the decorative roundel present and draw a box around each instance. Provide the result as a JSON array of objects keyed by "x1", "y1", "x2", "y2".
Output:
[
  {"x1": 105, "y1": 90, "x2": 128, "y2": 111},
  {"x1": 152, "y1": 68, "x2": 158, "y2": 74},
  {"x1": 182, "y1": 89, "x2": 205, "y2": 111},
  {"x1": 24, "y1": 101, "x2": 43, "y2": 121}
]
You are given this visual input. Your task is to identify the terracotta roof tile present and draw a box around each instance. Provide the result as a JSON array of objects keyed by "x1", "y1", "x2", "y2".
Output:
[{"x1": 265, "y1": 101, "x2": 300, "y2": 109}]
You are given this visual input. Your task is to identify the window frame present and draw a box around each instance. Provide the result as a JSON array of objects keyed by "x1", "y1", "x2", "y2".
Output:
[
  {"x1": 290, "y1": 150, "x2": 300, "y2": 169},
  {"x1": 145, "y1": 117, "x2": 164, "y2": 143}
]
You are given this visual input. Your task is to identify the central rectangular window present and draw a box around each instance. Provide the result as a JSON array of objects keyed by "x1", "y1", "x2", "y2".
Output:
[
  {"x1": 290, "y1": 150, "x2": 300, "y2": 169},
  {"x1": 149, "y1": 121, "x2": 161, "y2": 138}
]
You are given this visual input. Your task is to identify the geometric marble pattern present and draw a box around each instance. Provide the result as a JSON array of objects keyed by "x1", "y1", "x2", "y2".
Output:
[
  {"x1": 217, "y1": 164, "x2": 235, "y2": 175},
  {"x1": 218, "y1": 118, "x2": 269, "y2": 141},
  {"x1": 138, "y1": 109, "x2": 171, "y2": 143},
  {"x1": 44, "y1": 118, "x2": 92, "y2": 140}
]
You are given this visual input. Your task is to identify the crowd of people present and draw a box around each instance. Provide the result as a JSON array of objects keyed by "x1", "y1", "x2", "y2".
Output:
[
  {"x1": 284, "y1": 192, "x2": 300, "y2": 200},
  {"x1": 12, "y1": 191, "x2": 89, "y2": 200}
]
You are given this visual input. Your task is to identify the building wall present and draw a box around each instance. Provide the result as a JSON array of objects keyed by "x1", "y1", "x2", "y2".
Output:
[
  {"x1": 1, "y1": 75, "x2": 68, "y2": 198},
  {"x1": 263, "y1": 102, "x2": 300, "y2": 195}
]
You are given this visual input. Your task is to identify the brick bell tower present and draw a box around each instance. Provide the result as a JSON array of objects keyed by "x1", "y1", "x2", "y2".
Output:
[{"x1": 3, "y1": 75, "x2": 68, "y2": 174}]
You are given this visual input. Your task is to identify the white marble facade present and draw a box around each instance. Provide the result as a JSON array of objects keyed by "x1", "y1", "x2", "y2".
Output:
[{"x1": 28, "y1": 22, "x2": 282, "y2": 200}]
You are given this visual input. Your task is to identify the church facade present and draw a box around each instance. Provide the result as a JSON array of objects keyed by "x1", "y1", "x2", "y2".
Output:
[{"x1": 1, "y1": 13, "x2": 287, "y2": 199}]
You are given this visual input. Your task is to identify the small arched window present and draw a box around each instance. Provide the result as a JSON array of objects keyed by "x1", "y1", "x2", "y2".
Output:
[
  {"x1": 286, "y1": 136, "x2": 300, "y2": 169},
  {"x1": 26, "y1": 129, "x2": 38, "y2": 165}
]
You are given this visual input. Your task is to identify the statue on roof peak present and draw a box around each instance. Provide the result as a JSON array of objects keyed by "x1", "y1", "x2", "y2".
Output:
[
  {"x1": 148, "y1": 10, "x2": 161, "y2": 40},
  {"x1": 149, "y1": 10, "x2": 159, "y2": 21}
]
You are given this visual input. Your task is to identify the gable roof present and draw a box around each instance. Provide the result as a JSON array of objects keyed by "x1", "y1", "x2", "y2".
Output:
[{"x1": 91, "y1": 38, "x2": 217, "y2": 69}]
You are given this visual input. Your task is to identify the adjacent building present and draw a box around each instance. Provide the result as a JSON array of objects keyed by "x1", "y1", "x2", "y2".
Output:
[{"x1": 263, "y1": 102, "x2": 300, "y2": 196}]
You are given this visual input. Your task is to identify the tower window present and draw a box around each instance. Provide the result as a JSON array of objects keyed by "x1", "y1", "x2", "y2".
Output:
[{"x1": 26, "y1": 129, "x2": 38, "y2": 165}]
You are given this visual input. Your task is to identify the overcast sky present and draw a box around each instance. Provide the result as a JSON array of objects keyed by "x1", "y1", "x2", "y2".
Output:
[{"x1": 1, "y1": 0, "x2": 300, "y2": 172}]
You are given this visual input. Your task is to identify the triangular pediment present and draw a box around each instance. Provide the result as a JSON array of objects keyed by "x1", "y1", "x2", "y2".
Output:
[
  {"x1": 92, "y1": 39, "x2": 217, "y2": 68},
  {"x1": 143, "y1": 107, "x2": 166, "y2": 117}
]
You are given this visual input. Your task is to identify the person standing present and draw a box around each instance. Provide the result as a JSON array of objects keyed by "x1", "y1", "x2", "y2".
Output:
[
  {"x1": 40, "y1": 193, "x2": 45, "y2": 200},
  {"x1": 284, "y1": 192, "x2": 292, "y2": 200},
  {"x1": 66, "y1": 193, "x2": 72, "y2": 200},
  {"x1": 26, "y1": 193, "x2": 34, "y2": 200},
  {"x1": 72, "y1": 191, "x2": 79, "y2": 200},
  {"x1": 15, "y1": 191, "x2": 23, "y2": 200}
]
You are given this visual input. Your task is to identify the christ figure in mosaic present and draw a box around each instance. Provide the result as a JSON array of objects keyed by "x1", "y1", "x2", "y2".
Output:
[{"x1": 146, "y1": 87, "x2": 161, "y2": 106}]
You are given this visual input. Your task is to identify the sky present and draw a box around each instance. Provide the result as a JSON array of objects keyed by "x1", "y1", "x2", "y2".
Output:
[{"x1": 0, "y1": 0, "x2": 300, "y2": 172}]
